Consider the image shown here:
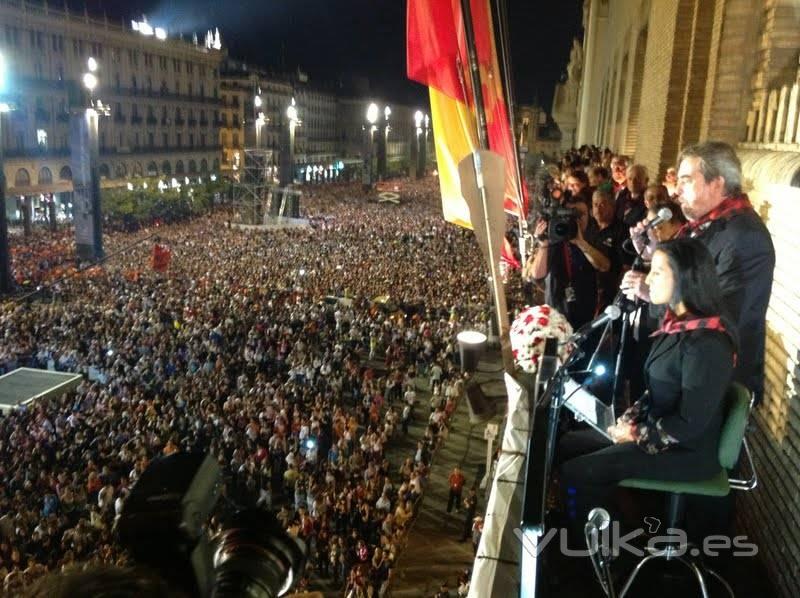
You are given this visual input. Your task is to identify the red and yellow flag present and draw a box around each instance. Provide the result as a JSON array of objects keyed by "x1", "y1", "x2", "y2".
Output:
[{"x1": 407, "y1": 0, "x2": 527, "y2": 238}]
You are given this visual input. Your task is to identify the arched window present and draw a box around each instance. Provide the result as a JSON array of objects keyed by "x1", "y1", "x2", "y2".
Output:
[
  {"x1": 59, "y1": 165, "x2": 72, "y2": 180},
  {"x1": 162, "y1": 161, "x2": 172, "y2": 176},
  {"x1": 38, "y1": 167, "x2": 53, "y2": 185},
  {"x1": 115, "y1": 163, "x2": 128, "y2": 179},
  {"x1": 212, "y1": 158, "x2": 220, "y2": 172},
  {"x1": 132, "y1": 162, "x2": 143, "y2": 177},
  {"x1": 147, "y1": 161, "x2": 158, "y2": 176},
  {"x1": 14, "y1": 169, "x2": 31, "y2": 187},
  {"x1": 188, "y1": 160, "x2": 197, "y2": 174},
  {"x1": 175, "y1": 160, "x2": 185, "y2": 175},
  {"x1": 200, "y1": 159, "x2": 208, "y2": 173},
  {"x1": 99, "y1": 164, "x2": 111, "y2": 179}
]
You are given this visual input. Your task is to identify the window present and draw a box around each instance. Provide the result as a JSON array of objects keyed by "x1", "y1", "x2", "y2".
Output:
[
  {"x1": 177, "y1": 133, "x2": 182, "y2": 147},
  {"x1": 188, "y1": 83, "x2": 192, "y2": 97},
  {"x1": 37, "y1": 129, "x2": 48, "y2": 148},
  {"x1": 148, "y1": 133, "x2": 154, "y2": 148},
  {"x1": 163, "y1": 133, "x2": 168, "y2": 147},
  {"x1": 189, "y1": 133, "x2": 194, "y2": 147}
]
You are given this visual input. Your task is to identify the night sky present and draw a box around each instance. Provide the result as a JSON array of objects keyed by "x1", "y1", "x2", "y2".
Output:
[{"x1": 72, "y1": 0, "x2": 583, "y2": 110}]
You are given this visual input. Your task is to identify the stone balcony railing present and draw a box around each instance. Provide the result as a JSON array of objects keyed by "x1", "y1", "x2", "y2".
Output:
[{"x1": 743, "y1": 58, "x2": 800, "y2": 152}]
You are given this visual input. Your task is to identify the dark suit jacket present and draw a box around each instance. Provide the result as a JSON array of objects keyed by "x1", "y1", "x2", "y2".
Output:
[
  {"x1": 689, "y1": 210, "x2": 775, "y2": 403},
  {"x1": 643, "y1": 329, "x2": 734, "y2": 463}
]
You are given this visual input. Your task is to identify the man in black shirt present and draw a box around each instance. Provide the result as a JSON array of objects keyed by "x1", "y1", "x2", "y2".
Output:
[{"x1": 590, "y1": 188, "x2": 626, "y2": 311}]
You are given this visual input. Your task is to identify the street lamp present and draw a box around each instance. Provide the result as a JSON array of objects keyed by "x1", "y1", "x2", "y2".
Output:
[
  {"x1": 0, "y1": 51, "x2": 14, "y2": 293},
  {"x1": 280, "y1": 97, "x2": 299, "y2": 187},
  {"x1": 366, "y1": 103, "x2": 379, "y2": 126},
  {"x1": 70, "y1": 56, "x2": 105, "y2": 261}
]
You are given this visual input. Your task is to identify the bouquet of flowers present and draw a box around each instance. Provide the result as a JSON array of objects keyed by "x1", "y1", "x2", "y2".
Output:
[{"x1": 509, "y1": 304, "x2": 573, "y2": 374}]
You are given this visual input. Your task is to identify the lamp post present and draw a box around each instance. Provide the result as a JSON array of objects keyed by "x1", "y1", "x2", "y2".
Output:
[
  {"x1": 70, "y1": 57, "x2": 104, "y2": 262},
  {"x1": 413, "y1": 110, "x2": 424, "y2": 179},
  {"x1": 0, "y1": 51, "x2": 14, "y2": 293},
  {"x1": 421, "y1": 114, "x2": 429, "y2": 176},
  {"x1": 363, "y1": 102, "x2": 378, "y2": 188},
  {"x1": 279, "y1": 97, "x2": 299, "y2": 187},
  {"x1": 254, "y1": 93, "x2": 264, "y2": 149},
  {"x1": 376, "y1": 105, "x2": 390, "y2": 180}
]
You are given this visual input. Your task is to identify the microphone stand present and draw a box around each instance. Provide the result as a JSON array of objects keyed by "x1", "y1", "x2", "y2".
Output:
[{"x1": 610, "y1": 237, "x2": 650, "y2": 420}]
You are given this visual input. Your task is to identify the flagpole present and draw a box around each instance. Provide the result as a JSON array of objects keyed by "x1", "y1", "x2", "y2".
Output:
[
  {"x1": 460, "y1": 0, "x2": 514, "y2": 373},
  {"x1": 494, "y1": 0, "x2": 529, "y2": 262}
]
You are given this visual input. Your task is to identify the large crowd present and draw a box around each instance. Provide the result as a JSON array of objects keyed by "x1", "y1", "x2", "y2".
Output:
[{"x1": 0, "y1": 179, "x2": 492, "y2": 596}]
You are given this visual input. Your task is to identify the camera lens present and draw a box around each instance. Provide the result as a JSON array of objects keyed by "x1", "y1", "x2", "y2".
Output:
[{"x1": 212, "y1": 509, "x2": 307, "y2": 598}]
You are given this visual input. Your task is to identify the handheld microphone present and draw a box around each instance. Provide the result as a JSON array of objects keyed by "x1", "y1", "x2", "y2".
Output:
[
  {"x1": 572, "y1": 305, "x2": 622, "y2": 342},
  {"x1": 639, "y1": 207, "x2": 673, "y2": 235}
]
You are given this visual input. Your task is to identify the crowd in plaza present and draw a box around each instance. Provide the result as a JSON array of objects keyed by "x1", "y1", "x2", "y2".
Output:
[{"x1": 0, "y1": 179, "x2": 493, "y2": 596}]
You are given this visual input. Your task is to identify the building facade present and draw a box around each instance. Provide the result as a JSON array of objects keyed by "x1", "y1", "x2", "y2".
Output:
[
  {"x1": 565, "y1": 2, "x2": 800, "y2": 596},
  {"x1": 0, "y1": 0, "x2": 224, "y2": 218}
]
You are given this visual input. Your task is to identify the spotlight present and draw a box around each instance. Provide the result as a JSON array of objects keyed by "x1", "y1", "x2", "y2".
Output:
[
  {"x1": 457, "y1": 330, "x2": 488, "y2": 373},
  {"x1": 593, "y1": 364, "x2": 607, "y2": 377},
  {"x1": 305, "y1": 438, "x2": 316, "y2": 451}
]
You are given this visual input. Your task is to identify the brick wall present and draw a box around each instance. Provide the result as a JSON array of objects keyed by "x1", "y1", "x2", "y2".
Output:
[{"x1": 634, "y1": 0, "x2": 680, "y2": 175}]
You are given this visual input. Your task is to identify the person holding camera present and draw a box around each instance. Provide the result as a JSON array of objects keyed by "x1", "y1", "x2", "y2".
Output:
[{"x1": 529, "y1": 197, "x2": 611, "y2": 329}]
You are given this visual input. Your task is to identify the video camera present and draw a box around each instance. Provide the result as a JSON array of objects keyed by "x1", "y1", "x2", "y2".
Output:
[
  {"x1": 116, "y1": 452, "x2": 306, "y2": 598},
  {"x1": 529, "y1": 167, "x2": 579, "y2": 244}
]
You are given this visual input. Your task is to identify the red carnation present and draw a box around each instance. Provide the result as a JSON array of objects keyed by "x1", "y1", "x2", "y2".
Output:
[
  {"x1": 539, "y1": 306, "x2": 551, "y2": 315},
  {"x1": 538, "y1": 317, "x2": 549, "y2": 327}
]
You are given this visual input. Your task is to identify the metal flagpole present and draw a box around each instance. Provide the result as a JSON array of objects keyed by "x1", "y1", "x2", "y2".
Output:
[
  {"x1": 494, "y1": 0, "x2": 529, "y2": 263},
  {"x1": 460, "y1": 0, "x2": 514, "y2": 373}
]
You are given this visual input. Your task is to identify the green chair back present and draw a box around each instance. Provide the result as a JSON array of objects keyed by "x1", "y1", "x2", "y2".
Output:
[{"x1": 718, "y1": 382, "x2": 751, "y2": 470}]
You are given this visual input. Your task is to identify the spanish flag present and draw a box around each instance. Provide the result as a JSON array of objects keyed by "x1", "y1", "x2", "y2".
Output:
[{"x1": 407, "y1": 0, "x2": 527, "y2": 237}]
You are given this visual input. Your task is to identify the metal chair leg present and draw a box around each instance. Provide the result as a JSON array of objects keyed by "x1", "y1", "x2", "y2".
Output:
[
  {"x1": 618, "y1": 553, "x2": 662, "y2": 598},
  {"x1": 676, "y1": 556, "x2": 710, "y2": 598},
  {"x1": 706, "y1": 566, "x2": 735, "y2": 598}
]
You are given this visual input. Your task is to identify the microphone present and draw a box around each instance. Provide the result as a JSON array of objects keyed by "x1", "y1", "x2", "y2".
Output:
[
  {"x1": 584, "y1": 507, "x2": 615, "y2": 597},
  {"x1": 571, "y1": 305, "x2": 622, "y2": 342},
  {"x1": 587, "y1": 507, "x2": 611, "y2": 532},
  {"x1": 639, "y1": 207, "x2": 673, "y2": 235}
]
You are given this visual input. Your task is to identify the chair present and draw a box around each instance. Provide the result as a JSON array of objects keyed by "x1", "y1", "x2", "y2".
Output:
[{"x1": 616, "y1": 382, "x2": 758, "y2": 598}]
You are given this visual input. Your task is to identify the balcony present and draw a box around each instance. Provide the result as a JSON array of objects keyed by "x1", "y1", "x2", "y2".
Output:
[
  {"x1": 114, "y1": 113, "x2": 127, "y2": 124},
  {"x1": 131, "y1": 115, "x2": 143, "y2": 125},
  {"x1": 175, "y1": 117, "x2": 185, "y2": 126},
  {"x1": 99, "y1": 144, "x2": 223, "y2": 156},
  {"x1": 4, "y1": 146, "x2": 70, "y2": 158},
  {"x1": 146, "y1": 116, "x2": 158, "y2": 126},
  {"x1": 188, "y1": 118, "x2": 198, "y2": 127},
  {"x1": 199, "y1": 118, "x2": 209, "y2": 127},
  {"x1": 161, "y1": 117, "x2": 170, "y2": 126}
]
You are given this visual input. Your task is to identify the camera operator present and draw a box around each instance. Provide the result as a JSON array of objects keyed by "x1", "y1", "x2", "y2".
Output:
[{"x1": 529, "y1": 197, "x2": 610, "y2": 329}]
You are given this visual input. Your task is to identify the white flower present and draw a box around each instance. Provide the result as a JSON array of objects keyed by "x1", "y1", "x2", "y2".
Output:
[{"x1": 509, "y1": 304, "x2": 573, "y2": 374}]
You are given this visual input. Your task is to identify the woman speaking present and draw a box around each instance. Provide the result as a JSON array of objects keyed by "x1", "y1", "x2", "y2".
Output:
[{"x1": 558, "y1": 237, "x2": 737, "y2": 532}]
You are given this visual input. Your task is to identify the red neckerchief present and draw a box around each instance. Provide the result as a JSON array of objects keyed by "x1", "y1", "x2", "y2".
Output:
[
  {"x1": 651, "y1": 309, "x2": 737, "y2": 365},
  {"x1": 679, "y1": 194, "x2": 753, "y2": 237}
]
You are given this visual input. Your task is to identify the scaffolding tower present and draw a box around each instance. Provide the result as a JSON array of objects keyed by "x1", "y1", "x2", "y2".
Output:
[{"x1": 231, "y1": 149, "x2": 302, "y2": 224}]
